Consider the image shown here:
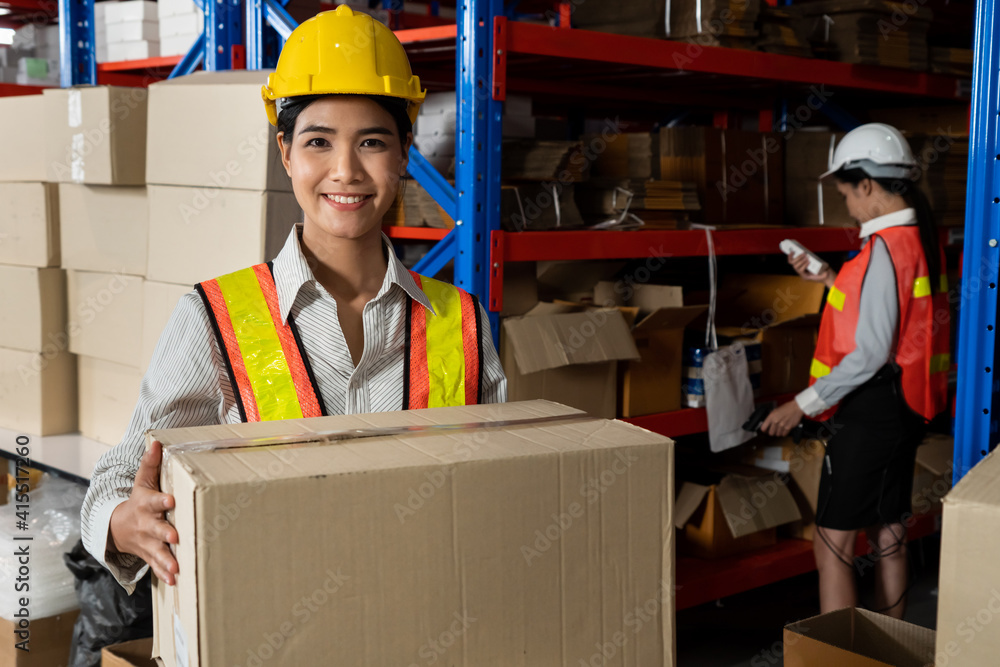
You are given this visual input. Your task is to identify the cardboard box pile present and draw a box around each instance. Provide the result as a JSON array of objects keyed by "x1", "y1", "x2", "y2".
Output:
[
  {"x1": 104, "y1": 0, "x2": 160, "y2": 62},
  {"x1": 102, "y1": 638, "x2": 157, "y2": 667},
  {"x1": 910, "y1": 133, "x2": 969, "y2": 227},
  {"x1": 0, "y1": 95, "x2": 78, "y2": 436},
  {"x1": 785, "y1": 608, "x2": 935, "y2": 666},
  {"x1": 148, "y1": 400, "x2": 677, "y2": 667},
  {"x1": 158, "y1": 0, "x2": 204, "y2": 58},
  {"x1": 747, "y1": 437, "x2": 826, "y2": 540},
  {"x1": 756, "y1": 6, "x2": 813, "y2": 57},
  {"x1": 145, "y1": 70, "x2": 300, "y2": 286},
  {"x1": 785, "y1": 129, "x2": 853, "y2": 228},
  {"x1": 384, "y1": 179, "x2": 454, "y2": 229}
]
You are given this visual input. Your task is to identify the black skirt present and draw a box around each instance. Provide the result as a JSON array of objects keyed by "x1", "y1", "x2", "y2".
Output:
[{"x1": 815, "y1": 365, "x2": 927, "y2": 530}]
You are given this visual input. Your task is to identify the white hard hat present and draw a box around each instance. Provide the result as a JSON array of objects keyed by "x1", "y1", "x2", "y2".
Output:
[{"x1": 820, "y1": 122, "x2": 919, "y2": 181}]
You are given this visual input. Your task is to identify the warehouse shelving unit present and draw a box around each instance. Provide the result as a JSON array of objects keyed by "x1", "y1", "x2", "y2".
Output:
[{"x1": 26, "y1": 0, "x2": 995, "y2": 608}]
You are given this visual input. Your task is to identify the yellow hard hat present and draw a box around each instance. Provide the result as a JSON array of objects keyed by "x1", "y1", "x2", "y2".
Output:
[{"x1": 261, "y1": 4, "x2": 426, "y2": 126}]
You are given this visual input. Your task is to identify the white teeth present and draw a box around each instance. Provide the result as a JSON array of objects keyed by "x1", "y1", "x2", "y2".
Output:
[{"x1": 328, "y1": 194, "x2": 368, "y2": 204}]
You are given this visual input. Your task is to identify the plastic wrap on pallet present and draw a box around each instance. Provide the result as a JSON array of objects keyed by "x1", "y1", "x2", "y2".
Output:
[{"x1": 0, "y1": 475, "x2": 86, "y2": 620}]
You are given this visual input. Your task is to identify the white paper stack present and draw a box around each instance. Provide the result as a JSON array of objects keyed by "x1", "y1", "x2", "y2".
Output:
[
  {"x1": 105, "y1": 0, "x2": 159, "y2": 62},
  {"x1": 158, "y1": 0, "x2": 204, "y2": 57}
]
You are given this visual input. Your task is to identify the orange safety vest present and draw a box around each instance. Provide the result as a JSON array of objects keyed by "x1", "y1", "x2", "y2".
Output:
[
  {"x1": 809, "y1": 226, "x2": 949, "y2": 422},
  {"x1": 195, "y1": 262, "x2": 482, "y2": 422}
]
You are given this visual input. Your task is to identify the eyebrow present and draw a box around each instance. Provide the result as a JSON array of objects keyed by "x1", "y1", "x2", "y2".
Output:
[{"x1": 297, "y1": 125, "x2": 395, "y2": 137}]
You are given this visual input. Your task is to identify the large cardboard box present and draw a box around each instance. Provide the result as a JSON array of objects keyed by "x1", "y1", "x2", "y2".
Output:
[
  {"x1": 674, "y1": 467, "x2": 801, "y2": 558},
  {"x1": 936, "y1": 448, "x2": 1000, "y2": 665},
  {"x1": 43, "y1": 86, "x2": 148, "y2": 185},
  {"x1": 78, "y1": 355, "x2": 143, "y2": 446},
  {"x1": 0, "y1": 266, "x2": 66, "y2": 353},
  {"x1": 785, "y1": 130, "x2": 854, "y2": 228},
  {"x1": 141, "y1": 281, "x2": 193, "y2": 371},
  {"x1": 67, "y1": 270, "x2": 144, "y2": 367},
  {"x1": 0, "y1": 610, "x2": 80, "y2": 667},
  {"x1": 149, "y1": 400, "x2": 676, "y2": 667},
  {"x1": 500, "y1": 305, "x2": 640, "y2": 418},
  {"x1": 785, "y1": 608, "x2": 935, "y2": 667},
  {"x1": 146, "y1": 70, "x2": 292, "y2": 191},
  {"x1": 0, "y1": 183, "x2": 60, "y2": 267},
  {"x1": 102, "y1": 638, "x2": 156, "y2": 667},
  {"x1": 0, "y1": 346, "x2": 77, "y2": 436},
  {"x1": 593, "y1": 281, "x2": 707, "y2": 417},
  {"x1": 146, "y1": 185, "x2": 299, "y2": 285},
  {"x1": 716, "y1": 275, "x2": 826, "y2": 396},
  {"x1": 59, "y1": 184, "x2": 148, "y2": 275},
  {"x1": 0, "y1": 95, "x2": 46, "y2": 181}
]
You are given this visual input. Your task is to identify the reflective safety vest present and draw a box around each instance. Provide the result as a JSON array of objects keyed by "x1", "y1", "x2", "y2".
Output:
[
  {"x1": 809, "y1": 226, "x2": 949, "y2": 422},
  {"x1": 196, "y1": 263, "x2": 483, "y2": 422}
]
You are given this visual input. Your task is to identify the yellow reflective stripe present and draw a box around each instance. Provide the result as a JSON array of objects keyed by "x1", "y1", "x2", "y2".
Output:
[
  {"x1": 930, "y1": 353, "x2": 951, "y2": 374},
  {"x1": 826, "y1": 286, "x2": 846, "y2": 312},
  {"x1": 216, "y1": 268, "x2": 303, "y2": 421},
  {"x1": 811, "y1": 358, "x2": 832, "y2": 379},
  {"x1": 939, "y1": 275, "x2": 949, "y2": 292},
  {"x1": 913, "y1": 276, "x2": 931, "y2": 298},
  {"x1": 421, "y1": 277, "x2": 466, "y2": 408}
]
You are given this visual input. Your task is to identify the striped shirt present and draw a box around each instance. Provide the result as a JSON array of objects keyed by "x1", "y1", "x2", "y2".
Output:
[{"x1": 81, "y1": 224, "x2": 507, "y2": 591}]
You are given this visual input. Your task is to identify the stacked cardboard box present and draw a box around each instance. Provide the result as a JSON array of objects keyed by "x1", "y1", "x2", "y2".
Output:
[
  {"x1": 41, "y1": 85, "x2": 150, "y2": 445},
  {"x1": 7, "y1": 23, "x2": 60, "y2": 85},
  {"x1": 104, "y1": 1, "x2": 159, "y2": 62},
  {"x1": 384, "y1": 179, "x2": 454, "y2": 229},
  {"x1": 158, "y1": 0, "x2": 204, "y2": 58},
  {"x1": 572, "y1": 0, "x2": 761, "y2": 48},
  {"x1": 756, "y1": 6, "x2": 813, "y2": 57},
  {"x1": 796, "y1": 0, "x2": 932, "y2": 71},
  {"x1": 785, "y1": 129, "x2": 852, "y2": 228},
  {"x1": 0, "y1": 95, "x2": 76, "y2": 437}
]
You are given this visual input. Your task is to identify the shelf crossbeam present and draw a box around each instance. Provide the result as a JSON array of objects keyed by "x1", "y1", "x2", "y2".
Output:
[{"x1": 954, "y1": 0, "x2": 1000, "y2": 482}]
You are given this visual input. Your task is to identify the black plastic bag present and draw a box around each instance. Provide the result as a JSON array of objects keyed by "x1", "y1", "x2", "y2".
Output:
[{"x1": 63, "y1": 539, "x2": 153, "y2": 667}]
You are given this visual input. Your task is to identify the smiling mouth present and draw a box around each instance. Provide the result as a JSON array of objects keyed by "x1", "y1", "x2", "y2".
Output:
[{"x1": 323, "y1": 194, "x2": 374, "y2": 204}]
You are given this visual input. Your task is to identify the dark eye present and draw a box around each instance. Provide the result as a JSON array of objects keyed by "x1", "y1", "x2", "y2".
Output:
[
  {"x1": 361, "y1": 138, "x2": 386, "y2": 148},
  {"x1": 305, "y1": 137, "x2": 329, "y2": 148}
]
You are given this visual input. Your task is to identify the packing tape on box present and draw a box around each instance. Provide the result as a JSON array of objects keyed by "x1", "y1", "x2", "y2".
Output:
[
  {"x1": 68, "y1": 89, "x2": 82, "y2": 128},
  {"x1": 71, "y1": 133, "x2": 85, "y2": 183}
]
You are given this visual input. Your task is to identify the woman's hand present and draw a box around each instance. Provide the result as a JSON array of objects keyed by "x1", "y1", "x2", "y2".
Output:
[
  {"x1": 108, "y1": 440, "x2": 179, "y2": 585},
  {"x1": 789, "y1": 252, "x2": 836, "y2": 288},
  {"x1": 761, "y1": 401, "x2": 805, "y2": 438}
]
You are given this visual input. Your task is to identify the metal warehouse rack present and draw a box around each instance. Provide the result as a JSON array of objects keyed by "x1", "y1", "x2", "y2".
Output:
[{"x1": 7, "y1": 0, "x2": 995, "y2": 604}]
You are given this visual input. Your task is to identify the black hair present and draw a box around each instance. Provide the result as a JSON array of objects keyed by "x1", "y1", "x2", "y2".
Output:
[
  {"x1": 834, "y1": 167, "x2": 941, "y2": 294},
  {"x1": 277, "y1": 94, "x2": 413, "y2": 149}
]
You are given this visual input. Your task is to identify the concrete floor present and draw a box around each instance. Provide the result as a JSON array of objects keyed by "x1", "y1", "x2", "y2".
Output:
[{"x1": 675, "y1": 534, "x2": 942, "y2": 666}]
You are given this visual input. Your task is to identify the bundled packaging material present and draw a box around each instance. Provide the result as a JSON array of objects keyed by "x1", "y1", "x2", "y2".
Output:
[
  {"x1": 785, "y1": 608, "x2": 935, "y2": 666},
  {"x1": 148, "y1": 400, "x2": 676, "y2": 667},
  {"x1": 145, "y1": 185, "x2": 300, "y2": 286},
  {"x1": 572, "y1": 0, "x2": 760, "y2": 46},
  {"x1": 785, "y1": 130, "x2": 852, "y2": 227},
  {"x1": 384, "y1": 179, "x2": 454, "y2": 229},
  {"x1": 575, "y1": 179, "x2": 700, "y2": 229},
  {"x1": 503, "y1": 139, "x2": 589, "y2": 182},
  {"x1": 796, "y1": 0, "x2": 932, "y2": 71},
  {"x1": 59, "y1": 184, "x2": 148, "y2": 275},
  {"x1": 501, "y1": 305, "x2": 640, "y2": 418},
  {"x1": 936, "y1": 447, "x2": 1000, "y2": 665},
  {"x1": 0, "y1": 347, "x2": 77, "y2": 435},
  {"x1": 586, "y1": 132, "x2": 656, "y2": 180},
  {"x1": 655, "y1": 128, "x2": 784, "y2": 227},
  {"x1": 501, "y1": 183, "x2": 583, "y2": 231},
  {"x1": 43, "y1": 86, "x2": 148, "y2": 185},
  {"x1": 756, "y1": 6, "x2": 813, "y2": 57}
]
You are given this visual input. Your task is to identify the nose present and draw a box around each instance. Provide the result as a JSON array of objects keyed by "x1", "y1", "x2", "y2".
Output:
[{"x1": 328, "y1": 144, "x2": 365, "y2": 185}]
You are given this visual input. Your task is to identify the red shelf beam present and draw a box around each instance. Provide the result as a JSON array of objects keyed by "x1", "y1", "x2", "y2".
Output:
[
  {"x1": 395, "y1": 24, "x2": 459, "y2": 44},
  {"x1": 0, "y1": 83, "x2": 49, "y2": 97},
  {"x1": 97, "y1": 55, "x2": 183, "y2": 72},
  {"x1": 625, "y1": 393, "x2": 798, "y2": 439},
  {"x1": 383, "y1": 226, "x2": 451, "y2": 241},
  {"x1": 675, "y1": 511, "x2": 941, "y2": 610},
  {"x1": 498, "y1": 18, "x2": 967, "y2": 100}
]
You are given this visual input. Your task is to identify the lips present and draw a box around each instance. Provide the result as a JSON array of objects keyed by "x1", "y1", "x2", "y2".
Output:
[{"x1": 323, "y1": 194, "x2": 373, "y2": 204}]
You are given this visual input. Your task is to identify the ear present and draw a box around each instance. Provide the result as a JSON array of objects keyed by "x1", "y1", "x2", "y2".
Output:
[
  {"x1": 859, "y1": 178, "x2": 873, "y2": 197},
  {"x1": 276, "y1": 132, "x2": 292, "y2": 178},
  {"x1": 399, "y1": 132, "x2": 413, "y2": 177}
]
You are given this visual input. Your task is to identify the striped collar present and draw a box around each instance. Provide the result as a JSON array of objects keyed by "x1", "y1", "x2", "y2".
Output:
[
  {"x1": 271, "y1": 223, "x2": 434, "y2": 325},
  {"x1": 859, "y1": 207, "x2": 916, "y2": 239}
]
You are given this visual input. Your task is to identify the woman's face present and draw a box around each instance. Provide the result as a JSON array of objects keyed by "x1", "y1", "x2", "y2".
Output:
[
  {"x1": 277, "y1": 96, "x2": 410, "y2": 242},
  {"x1": 835, "y1": 179, "x2": 887, "y2": 224}
]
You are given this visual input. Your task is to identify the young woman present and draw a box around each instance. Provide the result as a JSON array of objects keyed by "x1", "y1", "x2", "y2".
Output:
[
  {"x1": 761, "y1": 123, "x2": 949, "y2": 619},
  {"x1": 80, "y1": 4, "x2": 505, "y2": 623}
]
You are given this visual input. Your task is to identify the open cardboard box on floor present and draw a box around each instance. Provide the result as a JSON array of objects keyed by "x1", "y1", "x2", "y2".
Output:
[
  {"x1": 102, "y1": 638, "x2": 156, "y2": 667},
  {"x1": 500, "y1": 304, "x2": 639, "y2": 418},
  {"x1": 747, "y1": 437, "x2": 826, "y2": 541},
  {"x1": 784, "y1": 607, "x2": 935, "y2": 667},
  {"x1": 674, "y1": 465, "x2": 801, "y2": 559},
  {"x1": 149, "y1": 400, "x2": 676, "y2": 667},
  {"x1": 592, "y1": 281, "x2": 707, "y2": 417},
  {"x1": 714, "y1": 275, "x2": 826, "y2": 397},
  {"x1": 936, "y1": 445, "x2": 1000, "y2": 665}
]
